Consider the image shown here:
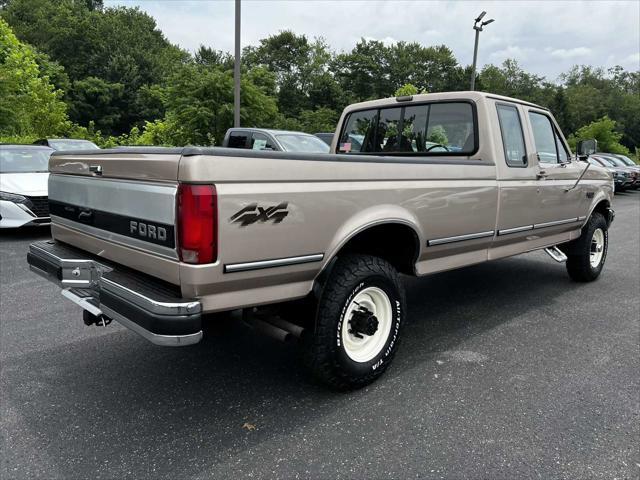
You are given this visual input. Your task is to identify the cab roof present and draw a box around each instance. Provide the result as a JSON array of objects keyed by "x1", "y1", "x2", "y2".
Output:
[{"x1": 343, "y1": 91, "x2": 547, "y2": 113}]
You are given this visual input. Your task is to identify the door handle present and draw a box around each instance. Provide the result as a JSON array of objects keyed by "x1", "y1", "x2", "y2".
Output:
[{"x1": 537, "y1": 170, "x2": 548, "y2": 179}]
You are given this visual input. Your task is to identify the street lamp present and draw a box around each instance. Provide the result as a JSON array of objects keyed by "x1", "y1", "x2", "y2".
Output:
[
  {"x1": 470, "y1": 11, "x2": 494, "y2": 91},
  {"x1": 234, "y1": 0, "x2": 241, "y2": 127}
]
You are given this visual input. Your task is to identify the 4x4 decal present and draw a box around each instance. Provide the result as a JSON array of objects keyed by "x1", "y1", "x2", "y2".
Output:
[{"x1": 230, "y1": 202, "x2": 289, "y2": 227}]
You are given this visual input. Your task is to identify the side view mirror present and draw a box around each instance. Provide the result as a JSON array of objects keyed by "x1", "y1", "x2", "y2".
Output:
[{"x1": 577, "y1": 139, "x2": 597, "y2": 160}]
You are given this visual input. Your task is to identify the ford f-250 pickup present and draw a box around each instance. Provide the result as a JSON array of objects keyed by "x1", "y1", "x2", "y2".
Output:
[{"x1": 27, "y1": 92, "x2": 615, "y2": 389}]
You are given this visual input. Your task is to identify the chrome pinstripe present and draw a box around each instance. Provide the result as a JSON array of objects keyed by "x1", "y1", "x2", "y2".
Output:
[
  {"x1": 427, "y1": 230, "x2": 495, "y2": 246},
  {"x1": 533, "y1": 218, "x2": 580, "y2": 229},
  {"x1": 224, "y1": 253, "x2": 324, "y2": 273},
  {"x1": 498, "y1": 225, "x2": 534, "y2": 235}
]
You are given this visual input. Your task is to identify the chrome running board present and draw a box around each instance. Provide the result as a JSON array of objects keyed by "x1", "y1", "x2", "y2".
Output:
[{"x1": 544, "y1": 246, "x2": 568, "y2": 263}]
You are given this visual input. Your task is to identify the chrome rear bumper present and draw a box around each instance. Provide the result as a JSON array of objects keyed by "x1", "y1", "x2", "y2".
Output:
[{"x1": 27, "y1": 240, "x2": 202, "y2": 346}]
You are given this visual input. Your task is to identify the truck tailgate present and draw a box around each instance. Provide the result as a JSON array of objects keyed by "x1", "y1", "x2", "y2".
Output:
[
  {"x1": 49, "y1": 148, "x2": 183, "y2": 181},
  {"x1": 47, "y1": 149, "x2": 183, "y2": 284}
]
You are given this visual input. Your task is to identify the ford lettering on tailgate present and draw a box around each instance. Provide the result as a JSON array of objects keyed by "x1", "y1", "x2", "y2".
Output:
[{"x1": 49, "y1": 201, "x2": 175, "y2": 248}]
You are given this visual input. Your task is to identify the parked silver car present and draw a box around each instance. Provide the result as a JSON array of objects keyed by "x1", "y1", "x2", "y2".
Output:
[{"x1": 0, "y1": 145, "x2": 54, "y2": 227}]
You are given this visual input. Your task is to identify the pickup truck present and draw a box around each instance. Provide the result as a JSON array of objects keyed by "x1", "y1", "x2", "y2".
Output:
[
  {"x1": 222, "y1": 127, "x2": 330, "y2": 153},
  {"x1": 27, "y1": 91, "x2": 615, "y2": 389}
]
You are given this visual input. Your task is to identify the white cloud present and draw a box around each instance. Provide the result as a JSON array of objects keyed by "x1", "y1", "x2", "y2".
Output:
[
  {"x1": 106, "y1": 0, "x2": 640, "y2": 79},
  {"x1": 489, "y1": 46, "x2": 533, "y2": 60},
  {"x1": 363, "y1": 36, "x2": 398, "y2": 46},
  {"x1": 621, "y1": 52, "x2": 640, "y2": 65},
  {"x1": 549, "y1": 47, "x2": 592, "y2": 59}
]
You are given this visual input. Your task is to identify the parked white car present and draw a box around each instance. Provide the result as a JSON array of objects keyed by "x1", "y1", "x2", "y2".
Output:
[{"x1": 0, "y1": 145, "x2": 53, "y2": 228}]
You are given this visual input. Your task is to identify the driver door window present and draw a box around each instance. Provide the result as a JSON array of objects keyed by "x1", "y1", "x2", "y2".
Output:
[
  {"x1": 555, "y1": 131, "x2": 570, "y2": 162},
  {"x1": 528, "y1": 112, "x2": 559, "y2": 164}
]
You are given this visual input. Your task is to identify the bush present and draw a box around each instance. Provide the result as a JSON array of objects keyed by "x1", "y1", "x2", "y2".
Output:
[{"x1": 567, "y1": 116, "x2": 630, "y2": 155}]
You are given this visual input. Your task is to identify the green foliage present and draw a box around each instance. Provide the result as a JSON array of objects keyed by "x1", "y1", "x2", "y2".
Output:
[
  {"x1": 333, "y1": 39, "x2": 391, "y2": 101},
  {"x1": 243, "y1": 30, "x2": 335, "y2": 117},
  {"x1": 427, "y1": 126, "x2": 448, "y2": 145},
  {"x1": 2, "y1": 0, "x2": 188, "y2": 134},
  {"x1": 148, "y1": 64, "x2": 277, "y2": 145},
  {"x1": 68, "y1": 77, "x2": 124, "y2": 132},
  {"x1": 479, "y1": 59, "x2": 546, "y2": 103},
  {"x1": 394, "y1": 84, "x2": 419, "y2": 96},
  {"x1": 478, "y1": 61, "x2": 640, "y2": 153},
  {"x1": 274, "y1": 115, "x2": 304, "y2": 132},
  {"x1": 0, "y1": 17, "x2": 68, "y2": 137},
  {"x1": 298, "y1": 108, "x2": 339, "y2": 133},
  {"x1": 1, "y1": 2, "x2": 638, "y2": 152},
  {"x1": 567, "y1": 116, "x2": 630, "y2": 155}
]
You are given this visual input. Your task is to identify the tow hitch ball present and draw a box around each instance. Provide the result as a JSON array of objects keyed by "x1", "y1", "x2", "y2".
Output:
[
  {"x1": 349, "y1": 306, "x2": 379, "y2": 339},
  {"x1": 83, "y1": 310, "x2": 112, "y2": 327}
]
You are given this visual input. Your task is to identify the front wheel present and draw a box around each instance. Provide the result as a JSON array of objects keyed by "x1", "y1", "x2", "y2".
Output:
[
  {"x1": 565, "y1": 212, "x2": 608, "y2": 282},
  {"x1": 304, "y1": 254, "x2": 405, "y2": 390}
]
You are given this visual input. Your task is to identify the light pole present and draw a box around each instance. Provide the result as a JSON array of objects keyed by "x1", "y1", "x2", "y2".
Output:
[
  {"x1": 234, "y1": 0, "x2": 241, "y2": 127},
  {"x1": 470, "y1": 11, "x2": 494, "y2": 91}
]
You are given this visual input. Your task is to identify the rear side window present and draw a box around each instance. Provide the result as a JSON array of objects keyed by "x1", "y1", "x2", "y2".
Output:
[
  {"x1": 496, "y1": 104, "x2": 527, "y2": 167},
  {"x1": 425, "y1": 103, "x2": 475, "y2": 153},
  {"x1": 338, "y1": 102, "x2": 476, "y2": 155},
  {"x1": 227, "y1": 132, "x2": 249, "y2": 149},
  {"x1": 339, "y1": 109, "x2": 377, "y2": 153}
]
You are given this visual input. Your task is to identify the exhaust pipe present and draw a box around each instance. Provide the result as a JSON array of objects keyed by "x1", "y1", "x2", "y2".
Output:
[{"x1": 242, "y1": 309, "x2": 305, "y2": 343}]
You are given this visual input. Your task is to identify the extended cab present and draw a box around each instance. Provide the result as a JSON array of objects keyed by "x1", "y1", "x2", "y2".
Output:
[{"x1": 27, "y1": 92, "x2": 614, "y2": 389}]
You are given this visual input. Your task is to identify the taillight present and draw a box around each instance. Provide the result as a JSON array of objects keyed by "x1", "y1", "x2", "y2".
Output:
[{"x1": 177, "y1": 183, "x2": 217, "y2": 264}]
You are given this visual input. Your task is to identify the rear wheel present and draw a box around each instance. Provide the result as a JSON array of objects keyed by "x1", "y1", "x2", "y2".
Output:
[
  {"x1": 565, "y1": 212, "x2": 608, "y2": 282},
  {"x1": 304, "y1": 254, "x2": 405, "y2": 390}
]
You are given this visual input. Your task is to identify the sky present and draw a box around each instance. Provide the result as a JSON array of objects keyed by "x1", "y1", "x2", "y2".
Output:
[{"x1": 107, "y1": 0, "x2": 640, "y2": 82}]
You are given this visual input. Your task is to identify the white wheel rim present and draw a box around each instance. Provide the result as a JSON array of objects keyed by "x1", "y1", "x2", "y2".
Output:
[
  {"x1": 341, "y1": 287, "x2": 393, "y2": 363},
  {"x1": 590, "y1": 228, "x2": 605, "y2": 268}
]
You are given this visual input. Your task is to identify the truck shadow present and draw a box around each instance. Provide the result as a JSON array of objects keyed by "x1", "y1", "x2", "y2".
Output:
[
  {"x1": 3, "y1": 252, "x2": 576, "y2": 478},
  {"x1": 0, "y1": 226, "x2": 51, "y2": 243}
]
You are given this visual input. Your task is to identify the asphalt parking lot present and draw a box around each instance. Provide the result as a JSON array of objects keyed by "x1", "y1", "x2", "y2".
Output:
[{"x1": 1, "y1": 192, "x2": 638, "y2": 479}]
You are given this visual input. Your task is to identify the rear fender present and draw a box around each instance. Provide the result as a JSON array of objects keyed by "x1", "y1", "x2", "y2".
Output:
[{"x1": 318, "y1": 205, "x2": 424, "y2": 278}]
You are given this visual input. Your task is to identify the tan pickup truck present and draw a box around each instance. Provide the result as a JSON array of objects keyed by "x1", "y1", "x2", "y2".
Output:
[{"x1": 27, "y1": 91, "x2": 614, "y2": 389}]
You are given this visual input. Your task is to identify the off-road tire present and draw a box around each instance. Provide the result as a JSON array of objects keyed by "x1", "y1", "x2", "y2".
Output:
[
  {"x1": 304, "y1": 254, "x2": 405, "y2": 390},
  {"x1": 565, "y1": 212, "x2": 608, "y2": 282}
]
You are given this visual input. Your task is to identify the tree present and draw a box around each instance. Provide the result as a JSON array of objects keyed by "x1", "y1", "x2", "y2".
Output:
[
  {"x1": 2, "y1": 0, "x2": 188, "y2": 134},
  {"x1": 333, "y1": 39, "x2": 391, "y2": 101},
  {"x1": 568, "y1": 116, "x2": 629, "y2": 155},
  {"x1": 243, "y1": 30, "x2": 337, "y2": 117},
  {"x1": 67, "y1": 76, "x2": 124, "y2": 132},
  {"x1": 145, "y1": 64, "x2": 278, "y2": 146},
  {"x1": 298, "y1": 108, "x2": 338, "y2": 133},
  {"x1": 195, "y1": 45, "x2": 233, "y2": 70},
  {"x1": 387, "y1": 43, "x2": 459, "y2": 93},
  {"x1": 560, "y1": 65, "x2": 640, "y2": 150},
  {"x1": 478, "y1": 59, "x2": 546, "y2": 103},
  {"x1": 0, "y1": 18, "x2": 68, "y2": 137}
]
